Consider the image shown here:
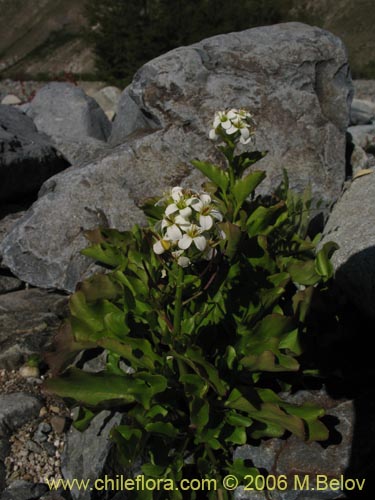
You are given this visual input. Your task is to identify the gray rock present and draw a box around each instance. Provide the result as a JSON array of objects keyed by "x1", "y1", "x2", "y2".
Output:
[
  {"x1": 0, "y1": 23, "x2": 352, "y2": 291},
  {"x1": 0, "y1": 288, "x2": 68, "y2": 369},
  {"x1": 92, "y1": 86, "x2": 121, "y2": 117},
  {"x1": 109, "y1": 87, "x2": 159, "y2": 145},
  {"x1": 0, "y1": 275, "x2": 22, "y2": 294},
  {"x1": 350, "y1": 98, "x2": 375, "y2": 125},
  {"x1": 50, "y1": 135, "x2": 111, "y2": 168},
  {"x1": 321, "y1": 172, "x2": 375, "y2": 317},
  {"x1": 0, "y1": 393, "x2": 42, "y2": 437},
  {"x1": 112, "y1": 22, "x2": 351, "y2": 202},
  {"x1": 0, "y1": 105, "x2": 70, "y2": 203},
  {"x1": 0, "y1": 480, "x2": 48, "y2": 500},
  {"x1": 61, "y1": 410, "x2": 122, "y2": 500},
  {"x1": 0, "y1": 149, "x2": 147, "y2": 291},
  {"x1": 348, "y1": 124, "x2": 375, "y2": 150},
  {"x1": 0, "y1": 212, "x2": 24, "y2": 241},
  {"x1": 350, "y1": 143, "x2": 370, "y2": 173},
  {"x1": 33, "y1": 422, "x2": 52, "y2": 443},
  {"x1": 27, "y1": 83, "x2": 112, "y2": 144},
  {"x1": 234, "y1": 390, "x2": 353, "y2": 500}
]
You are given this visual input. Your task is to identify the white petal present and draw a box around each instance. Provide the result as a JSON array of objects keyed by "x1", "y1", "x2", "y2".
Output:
[
  {"x1": 221, "y1": 120, "x2": 233, "y2": 130},
  {"x1": 199, "y1": 193, "x2": 211, "y2": 205},
  {"x1": 227, "y1": 109, "x2": 238, "y2": 120},
  {"x1": 209, "y1": 128, "x2": 218, "y2": 140},
  {"x1": 213, "y1": 116, "x2": 221, "y2": 128},
  {"x1": 193, "y1": 235, "x2": 207, "y2": 251},
  {"x1": 153, "y1": 240, "x2": 166, "y2": 254},
  {"x1": 177, "y1": 256, "x2": 191, "y2": 268},
  {"x1": 166, "y1": 224, "x2": 182, "y2": 241},
  {"x1": 199, "y1": 214, "x2": 213, "y2": 231},
  {"x1": 211, "y1": 209, "x2": 223, "y2": 221},
  {"x1": 179, "y1": 206, "x2": 192, "y2": 219},
  {"x1": 161, "y1": 219, "x2": 169, "y2": 229},
  {"x1": 191, "y1": 198, "x2": 203, "y2": 212},
  {"x1": 178, "y1": 234, "x2": 193, "y2": 250},
  {"x1": 226, "y1": 124, "x2": 238, "y2": 135},
  {"x1": 175, "y1": 215, "x2": 190, "y2": 228},
  {"x1": 240, "y1": 127, "x2": 250, "y2": 140},
  {"x1": 165, "y1": 203, "x2": 178, "y2": 216},
  {"x1": 171, "y1": 187, "x2": 183, "y2": 202}
]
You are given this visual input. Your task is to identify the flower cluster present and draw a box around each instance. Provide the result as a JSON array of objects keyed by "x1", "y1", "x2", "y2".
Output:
[
  {"x1": 153, "y1": 187, "x2": 224, "y2": 267},
  {"x1": 209, "y1": 108, "x2": 256, "y2": 145}
]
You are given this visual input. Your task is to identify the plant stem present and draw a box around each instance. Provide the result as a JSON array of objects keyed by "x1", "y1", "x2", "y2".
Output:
[
  {"x1": 173, "y1": 265, "x2": 184, "y2": 336},
  {"x1": 205, "y1": 446, "x2": 225, "y2": 500}
]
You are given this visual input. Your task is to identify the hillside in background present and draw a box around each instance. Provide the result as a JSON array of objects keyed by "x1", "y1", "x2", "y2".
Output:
[
  {"x1": 0, "y1": 0, "x2": 93, "y2": 79},
  {"x1": 289, "y1": 0, "x2": 375, "y2": 78},
  {"x1": 0, "y1": 0, "x2": 374, "y2": 82}
]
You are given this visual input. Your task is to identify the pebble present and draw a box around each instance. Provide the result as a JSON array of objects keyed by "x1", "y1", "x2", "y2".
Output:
[
  {"x1": 39, "y1": 407, "x2": 48, "y2": 418},
  {"x1": 49, "y1": 405, "x2": 60, "y2": 414},
  {"x1": 50, "y1": 416, "x2": 66, "y2": 434},
  {"x1": 19, "y1": 365, "x2": 40, "y2": 379}
]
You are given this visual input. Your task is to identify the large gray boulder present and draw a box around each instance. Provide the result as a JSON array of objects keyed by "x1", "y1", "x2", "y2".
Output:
[
  {"x1": 26, "y1": 83, "x2": 112, "y2": 165},
  {"x1": 234, "y1": 389, "x2": 354, "y2": 500},
  {"x1": 0, "y1": 105, "x2": 69, "y2": 203},
  {"x1": 61, "y1": 411, "x2": 122, "y2": 500},
  {"x1": 321, "y1": 172, "x2": 375, "y2": 317},
  {"x1": 0, "y1": 23, "x2": 352, "y2": 291},
  {"x1": 111, "y1": 22, "x2": 352, "y2": 200}
]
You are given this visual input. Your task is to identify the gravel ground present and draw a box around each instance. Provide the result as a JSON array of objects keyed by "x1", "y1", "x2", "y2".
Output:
[{"x1": 0, "y1": 369, "x2": 70, "y2": 486}]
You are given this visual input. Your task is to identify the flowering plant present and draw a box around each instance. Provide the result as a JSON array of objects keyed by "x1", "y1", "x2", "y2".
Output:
[{"x1": 45, "y1": 110, "x2": 336, "y2": 499}]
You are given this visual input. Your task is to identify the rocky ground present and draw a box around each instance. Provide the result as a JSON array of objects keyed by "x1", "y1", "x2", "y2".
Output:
[{"x1": 1, "y1": 22, "x2": 375, "y2": 500}]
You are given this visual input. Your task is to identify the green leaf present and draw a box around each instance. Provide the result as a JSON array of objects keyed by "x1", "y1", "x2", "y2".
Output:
[
  {"x1": 233, "y1": 150, "x2": 268, "y2": 176},
  {"x1": 112, "y1": 425, "x2": 143, "y2": 466},
  {"x1": 287, "y1": 260, "x2": 320, "y2": 286},
  {"x1": 73, "y1": 407, "x2": 95, "y2": 432},
  {"x1": 315, "y1": 242, "x2": 339, "y2": 280},
  {"x1": 98, "y1": 337, "x2": 162, "y2": 370},
  {"x1": 246, "y1": 201, "x2": 287, "y2": 236},
  {"x1": 225, "y1": 426, "x2": 247, "y2": 445},
  {"x1": 141, "y1": 463, "x2": 166, "y2": 478},
  {"x1": 218, "y1": 222, "x2": 242, "y2": 259},
  {"x1": 44, "y1": 368, "x2": 167, "y2": 409},
  {"x1": 180, "y1": 346, "x2": 227, "y2": 396},
  {"x1": 145, "y1": 422, "x2": 179, "y2": 438},
  {"x1": 191, "y1": 160, "x2": 229, "y2": 191},
  {"x1": 190, "y1": 397, "x2": 210, "y2": 428},
  {"x1": 232, "y1": 170, "x2": 266, "y2": 207},
  {"x1": 80, "y1": 274, "x2": 122, "y2": 302}
]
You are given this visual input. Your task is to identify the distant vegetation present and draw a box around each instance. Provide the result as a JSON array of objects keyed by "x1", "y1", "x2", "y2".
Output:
[{"x1": 85, "y1": 0, "x2": 287, "y2": 85}]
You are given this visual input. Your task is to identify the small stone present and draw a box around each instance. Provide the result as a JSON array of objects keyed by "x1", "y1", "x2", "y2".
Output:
[
  {"x1": 50, "y1": 416, "x2": 66, "y2": 434},
  {"x1": 43, "y1": 441, "x2": 57, "y2": 457},
  {"x1": 39, "y1": 407, "x2": 48, "y2": 418},
  {"x1": 25, "y1": 439, "x2": 42, "y2": 453},
  {"x1": 49, "y1": 406, "x2": 60, "y2": 414},
  {"x1": 19, "y1": 365, "x2": 40, "y2": 379},
  {"x1": 1, "y1": 94, "x2": 22, "y2": 105},
  {"x1": 33, "y1": 422, "x2": 51, "y2": 443}
]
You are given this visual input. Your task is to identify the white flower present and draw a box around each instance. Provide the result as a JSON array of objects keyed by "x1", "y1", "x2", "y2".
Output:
[
  {"x1": 178, "y1": 224, "x2": 207, "y2": 251},
  {"x1": 213, "y1": 111, "x2": 231, "y2": 129},
  {"x1": 190, "y1": 193, "x2": 223, "y2": 230},
  {"x1": 209, "y1": 128, "x2": 218, "y2": 141},
  {"x1": 153, "y1": 237, "x2": 172, "y2": 255},
  {"x1": 209, "y1": 108, "x2": 256, "y2": 145},
  {"x1": 172, "y1": 250, "x2": 191, "y2": 268},
  {"x1": 161, "y1": 214, "x2": 190, "y2": 240}
]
